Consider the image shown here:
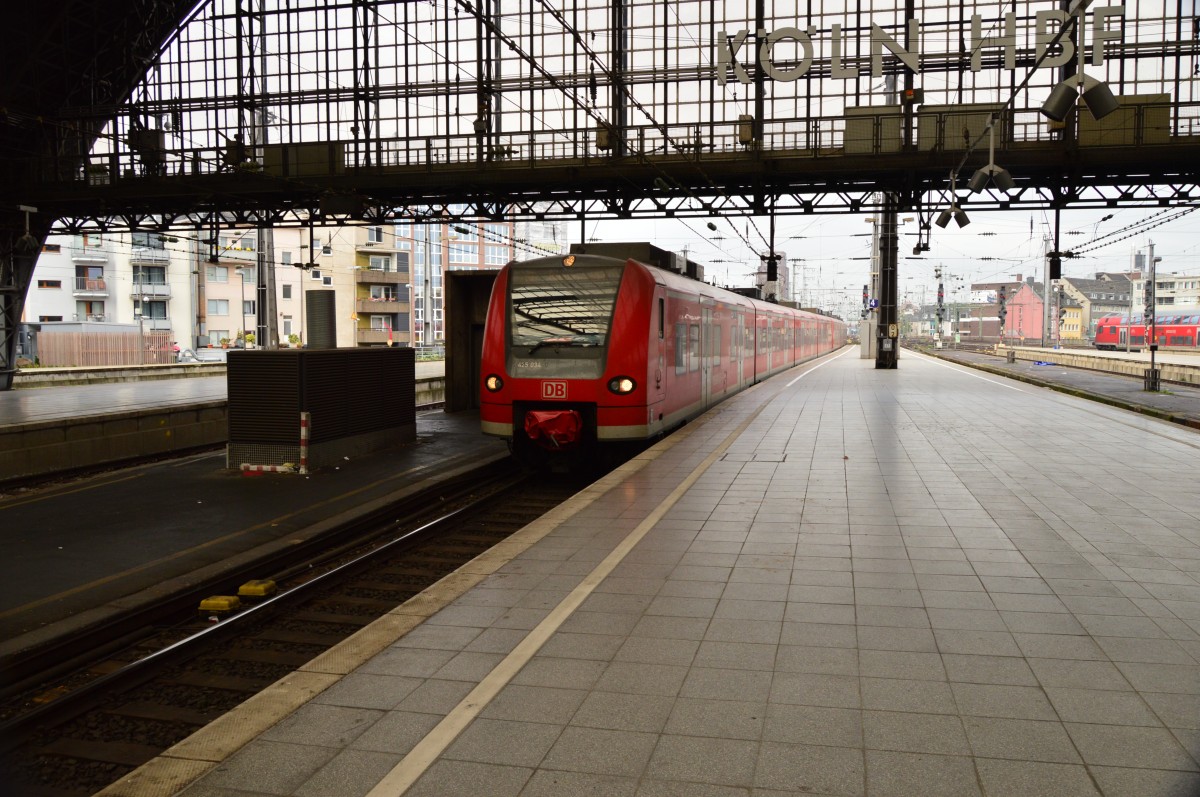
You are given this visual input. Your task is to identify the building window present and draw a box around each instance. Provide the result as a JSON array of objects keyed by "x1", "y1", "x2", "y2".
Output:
[
  {"x1": 135, "y1": 300, "x2": 167, "y2": 319},
  {"x1": 282, "y1": 284, "x2": 293, "y2": 299},
  {"x1": 207, "y1": 299, "x2": 229, "y2": 316},
  {"x1": 448, "y1": 243, "x2": 478, "y2": 264},
  {"x1": 131, "y1": 231, "x2": 165, "y2": 249},
  {"x1": 485, "y1": 245, "x2": 508, "y2": 266},
  {"x1": 39, "y1": 315, "x2": 64, "y2": 322},
  {"x1": 370, "y1": 315, "x2": 392, "y2": 331},
  {"x1": 42, "y1": 244, "x2": 61, "y2": 253},
  {"x1": 322, "y1": 275, "x2": 333, "y2": 286},
  {"x1": 369, "y1": 255, "x2": 391, "y2": 271},
  {"x1": 209, "y1": 329, "x2": 229, "y2": 343},
  {"x1": 82, "y1": 233, "x2": 102, "y2": 248},
  {"x1": 133, "y1": 265, "x2": 166, "y2": 284},
  {"x1": 310, "y1": 269, "x2": 323, "y2": 281},
  {"x1": 281, "y1": 251, "x2": 292, "y2": 265},
  {"x1": 37, "y1": 279, "x2": 62, "y2": 289},
  {"x1": 283, "y1": 315, "x2": 293, "y2": 335},
  {"x1": 370, "y1": 285, "x2": 397, "y2": 300},
  {"x1": 367, "y1": 226, "x2": 384, "y2": 243},
  {"x1": 205, "y1": 264, "x2": 229, "y2": 282},
  {"x1": 243, "y1": 300, "x2": 256, "y2": 315}
]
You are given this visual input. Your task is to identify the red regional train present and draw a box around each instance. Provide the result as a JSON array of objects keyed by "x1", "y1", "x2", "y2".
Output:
[
  {"x1": 1093, "y1": 308, "x2": 1200, "y2": 351},
  {"x1": 480, "y1": 244, "x2": 847, "y2": 465}
]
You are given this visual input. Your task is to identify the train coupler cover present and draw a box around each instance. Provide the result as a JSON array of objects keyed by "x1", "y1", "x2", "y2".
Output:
[{"x1": 523, "y1": 409, "x2": 583, "y2": 449}]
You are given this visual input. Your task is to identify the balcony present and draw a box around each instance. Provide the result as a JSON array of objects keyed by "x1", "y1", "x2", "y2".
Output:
[
  {"x1": 356, "y1": 328, "x2": 409, "y2": 345},
  {"x1": 74, "y1": 277, "x2": 109, "y2": 297},
  {"x1": 136, "y1": 317, "x2": 173, "y2": 331},
  {"x1": 355, "y1": 268, "x2": 407, "y2": 285},
  {"x1": 130, "y1": 246, "x2": 170, "y2": 264},
  {"x1": 131, "y1": 283, "x2": 172, "y2": 298},
  {"x1": 72, "y1": 313, "x2": 112, "y2": 322},
  {"x1": 356, "y1": 298, "x2": 407, "y2": 314}
]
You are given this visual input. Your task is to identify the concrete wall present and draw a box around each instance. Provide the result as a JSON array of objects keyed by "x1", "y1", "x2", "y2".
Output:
[
  {"x1": 0, "y1": 402, "x2": 228, "y2": 483},
  {"x1": 1005, "y1": 346, "x2": 1200, "y2": 386}
]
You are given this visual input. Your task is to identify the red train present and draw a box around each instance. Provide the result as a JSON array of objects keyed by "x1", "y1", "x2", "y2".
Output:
[
  {"x1": 1093, "y1": 308, "x2": 1200, "y2": 351},
  {"x1": 479, "y1": 244, "x2": 846, "y2": 464}
]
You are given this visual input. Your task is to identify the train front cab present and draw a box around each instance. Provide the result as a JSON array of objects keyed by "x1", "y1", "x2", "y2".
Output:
[{"x1": 480, "y1": 254, "x2": 660, "y2": 466}]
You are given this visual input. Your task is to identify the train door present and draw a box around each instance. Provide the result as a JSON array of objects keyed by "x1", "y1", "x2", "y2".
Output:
[
  {"x1": 653, "y1": 291, "x2": 667, "y2": 414},
  {"x1": 702, "y1": 305, "x2": 713, "y2": 409},
  {"x1": 1119, "y1": 327, "x2": 1127, "y2": 348}
]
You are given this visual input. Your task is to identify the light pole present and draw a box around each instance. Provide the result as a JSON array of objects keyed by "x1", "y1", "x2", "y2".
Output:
[{"x1": 235, "y1": 266, "x2": 250, "y2": 346}]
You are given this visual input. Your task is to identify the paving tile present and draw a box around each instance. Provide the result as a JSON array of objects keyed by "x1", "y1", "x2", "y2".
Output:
[
  {"x1": 1027, "y1": 657, "x2": 1131, "y2": 690},
  {"x1": 542, "y1": 724, "x2": 657, "y2": 772},
  {"x1": 864, "y1": 750, "x2": 980, "y2": 797},
  {"x1": 998, "y1": 610, "x2": 1086, "y2": 635},
  {"x1": 779, "y1": 620, "x2": 858, "y2": 649},
  {"x1": 704, "y1": 618, "x2": 782, "y2": 645},
  {"x1": 520, "y1": 770, "x2": 639, "y2": 797},
  {"x1": 689, "y1": 640, "x2": 776, "y2": 671},
  {"x1": 511, "y1": 657, "x2": 608, "y2": 690},
  {"x1": 1142, "y1": 691, "x2": 1200, "y2": 730},
  {"x1": 775, "y1": 644, "x2": 859, "y2": 675},
  {"x1": 293, "y1": 748, "x2": 406, "y2": 797},
  {"x1": 405, "y1": 759, "x2": 532, "y2": 797},
  {"x1": 933, "y1": 628, "x2": 1021, "y2": 656},
  {"x1": 614, "y1": 636, "x2": 699, "y2": 666},
  {"x1": 1044, "y1": 686, "x2": 1161, "y2": 726},
  {"x1": 925, "y1": 608, "x2": 1007, "y2": 631},
  {"x1": 1096, "y1": 636, "x2": 1196, "y2": 664},
  {"x1": 755, "y1": 741, "x2": 865, "y2": 794},
  {"x1": 570, "y1": 691, "x2": 675, "y2": 733},
  {"x1": 714, "y1": 598, "x2": 787, "y2": 621},
  {"x1": 856, "y1": 626, "x2": 931, "y2": 654},
  {"x1": 595, "y1": 661, "x2": 690, "y2": 696},
  {"x1": 664, "y1": 697, "x2": 766, "y2": 740},
  {"x1": 358, "y1": 647, "x2": 458, "y2": 678},
  {"x1": 1114, "y1": 661, "x2": 1200, "y2": 693},
  {"x1": 862, "y1": 710, "x2": 970, "y2": 755},
  {"x1": 537, "y1": 631, "x2": 625, "y2": 661},
  {"x1": 682, "y1": 666, "x2": 774, "y2": 702},
  {"x1": 762, "y1": 703, "x2": 863, "y2": 747},
  {"x1": 1089, "y1": 767, "x2": 1200, "y2": 797},
  {"x1": 769, "y1": 672, "x2": 862, "y2": 709},
  {"x1": 853, "y1": 605, "x2": 930, "y2": 629},
  {"x1": 198, "y1": 739, "x2": 340, "y2": 795},
  {"x1": 348, "y1": 710, "x2": 441, "y2": 754},
  {"x1": 783, "y1": 602, "x2": 857, "y2": 625},
  {"x1": 261, "y1": 703, "x2": 383, "y2": 747},
  {"x1": 858, "y1": 650, "x2": 947, "y2": 681},
  {"x1": 950, "y1": 682, "x2": 1057, "y2": 720},
  {"x1": 1012, "y1": 632, "x2": 1107, "y2": 660},
  {"x1": 860, "y1": 677, "x2": 957, "y2": 714},
  {"x1": 1065, "y1": 723, "x2": 1199, "y2": 770},
  {"x1": 961, "y1": 716, "x2": 1081, "y2": 763},
  {"x1": 646, "y1": 735, "x2": 759, "y2": 787},
  {"x1": 313, "y1": 673, "x2": 423, "y2": 710},
  {"x1": 630, "y1": 615, "x2": 711, "y2": 640},
  {"x1": 973, "y1": 758, "x2": 1099, "y2": 797},
  {"x1": 480, "y1": 684, "x2": 587, "y2": 724},
  {"x1": 442, "y1": 717, "x2": 562, "y2": 767}
]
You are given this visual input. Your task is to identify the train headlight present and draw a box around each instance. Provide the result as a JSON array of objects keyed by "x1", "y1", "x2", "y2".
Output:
[
  {"x1": 485, "y1": 374, "x2": 504, "y2": 392},
  {"x1": 608, "y1": 376, "x2": 636, "y2": 394}
]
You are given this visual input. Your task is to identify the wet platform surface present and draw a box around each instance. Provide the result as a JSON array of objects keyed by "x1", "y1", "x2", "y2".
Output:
[
  {"x1": 103, "y1": 347, "x2": 1200, "y2": 797},
  {"x1": 0, "y1": 408, "x2": 506, "y2": 658}
]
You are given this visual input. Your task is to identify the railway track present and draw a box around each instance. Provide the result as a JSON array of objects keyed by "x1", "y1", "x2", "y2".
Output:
[{"x1": 0, "y1": 468, "x2": 590, "y2": 797}]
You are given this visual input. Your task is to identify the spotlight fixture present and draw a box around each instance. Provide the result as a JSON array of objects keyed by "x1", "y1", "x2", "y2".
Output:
[
  {"x1": 934, "y1": 172, "x2": 970, "y2": 229},
  {"x1": 969, "y1": 117, "x2": 1015, "y2": 193},
  {"x1": 1039, "y1": 9, "x2": 1119, "y2": 123}
]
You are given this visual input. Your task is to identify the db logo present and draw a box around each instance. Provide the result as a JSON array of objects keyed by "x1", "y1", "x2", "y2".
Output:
[{"x1": 542, "y1": 381, "x2": 567, "y2": 399}]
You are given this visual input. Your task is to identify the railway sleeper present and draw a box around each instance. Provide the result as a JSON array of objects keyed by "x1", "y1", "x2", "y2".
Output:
[
  {"x1": 38, "y1": 737, "x2": 162, "y2": 767},
  {"x1": 104, "y1": 700, "x2": 217, "y2": 726}
]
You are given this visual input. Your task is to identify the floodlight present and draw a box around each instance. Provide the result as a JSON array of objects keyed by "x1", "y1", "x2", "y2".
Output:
[{"x1": 935, "y1": 208, "x2": 953, "y2": 229}]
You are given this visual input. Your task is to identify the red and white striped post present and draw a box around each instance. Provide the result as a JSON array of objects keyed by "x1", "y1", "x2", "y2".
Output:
[{"x1": 299, "y1": 411, "x2": 310, "y2": 474}]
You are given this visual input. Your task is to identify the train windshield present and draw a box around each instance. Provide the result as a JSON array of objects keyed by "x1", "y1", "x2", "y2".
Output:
[{"x1": 507, "y1": 260, "x2": 624, "y2": 378}]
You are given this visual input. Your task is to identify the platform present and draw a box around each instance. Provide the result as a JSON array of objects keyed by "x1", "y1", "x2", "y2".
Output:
[
  {"x1": 0, "y1": 408, "x2": 507, "y2": 661},
  {"x1": 0, "y1": 361, "x2": 447, "y2": 483},
  {"x1": 102, "y1": 347, "x2": 1200, "y2": 797}
]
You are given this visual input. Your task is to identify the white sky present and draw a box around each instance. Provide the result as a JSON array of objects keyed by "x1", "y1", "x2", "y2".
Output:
[{"x1": 580, "y1": 203, "x2": 1197, "y2": 315}]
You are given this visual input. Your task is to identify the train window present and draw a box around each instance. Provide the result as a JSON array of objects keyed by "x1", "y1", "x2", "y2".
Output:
[
  {"x1": 689, "y1": 325, "x2": 700, "y2": 372},
  {"x1": 712, "y1": 321, "x2": 721, "y2": 366},
  {"x1": 675, "y1": 323, "x2": 687, "y2": 375},
  {"x1": 658, "y1": 298, "x2": 664, "y2": 339},
  {"x1": 506, "y1": 259, "x2": 623, "y2": 377}
]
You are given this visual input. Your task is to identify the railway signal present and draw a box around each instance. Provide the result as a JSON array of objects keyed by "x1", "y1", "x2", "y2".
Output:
[{"x1": 997, "y1": 286, "x2": 1007, "y2": 327}]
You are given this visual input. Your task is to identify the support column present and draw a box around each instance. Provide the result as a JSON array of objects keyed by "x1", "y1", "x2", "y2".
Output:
[{"x1": 875, "y1": 197, "x2": 900, "y2": 369}]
